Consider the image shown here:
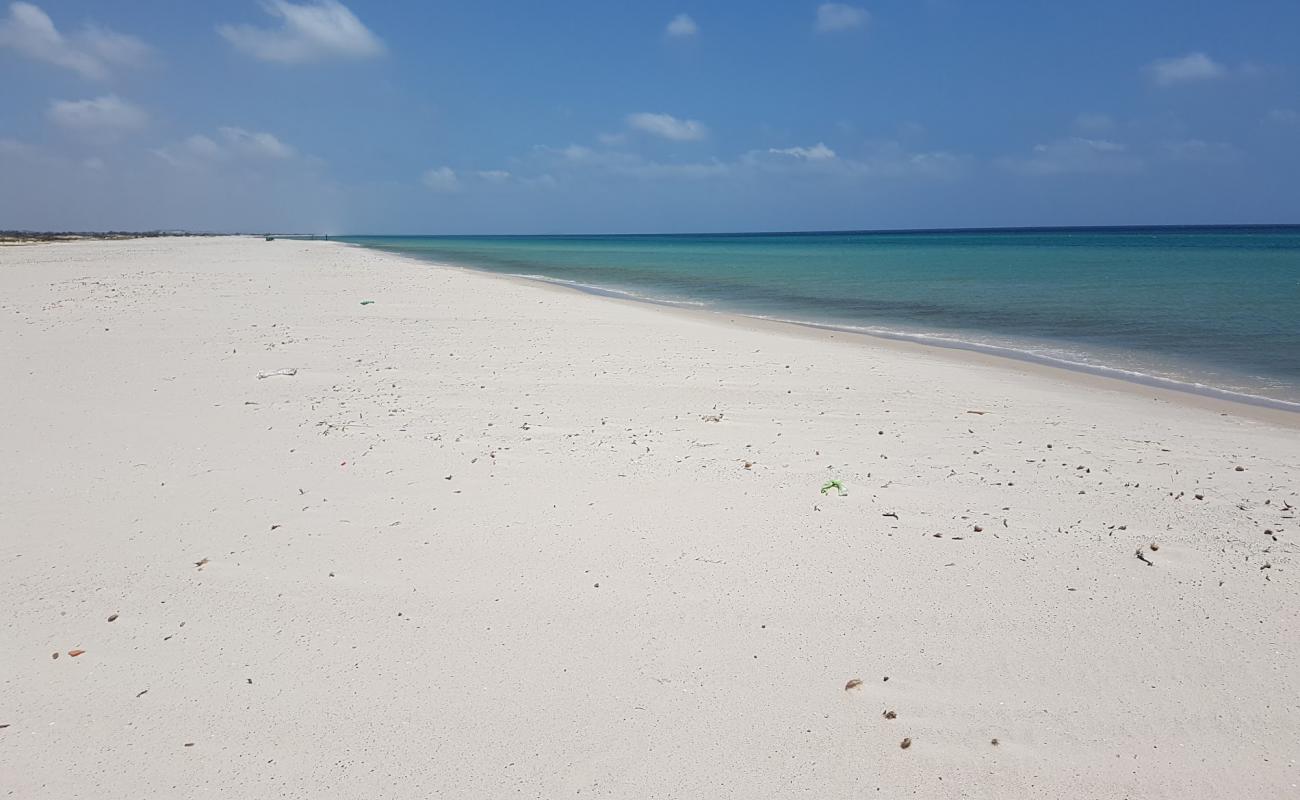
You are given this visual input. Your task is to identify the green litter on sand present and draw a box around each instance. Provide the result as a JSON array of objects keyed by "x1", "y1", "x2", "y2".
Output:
[
  {"x1": 821, "y1": 480, "x2": 847, "y2": 496},
  {"x1": 360, "y1": 300, "x2": 375, "y2": 305}
]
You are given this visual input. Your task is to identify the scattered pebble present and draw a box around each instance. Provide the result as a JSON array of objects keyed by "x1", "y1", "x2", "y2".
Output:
[
  {"x1": 107, "y1": 613, "x2": 118, "y2": 622},
  {"x1": 845, "y1": 678, "x2": 863, "y2": 690},
  {"x1": 68, "y1": 649, "x2": 85, "y2": 657},
  {"x1": 136, "y1": 689, "x2": 148, "y2": 698},
  {"x1": 883, "y1": 710, "x2": 897, "y2": 719},
  {"x1": 991, "y1": 738, "x2": 1000, "y2": 746},
  {"x1": 900, "y1": 737, "x2": 912, "y2": 749}
]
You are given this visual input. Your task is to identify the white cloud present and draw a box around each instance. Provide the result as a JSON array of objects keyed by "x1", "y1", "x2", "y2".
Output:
[
  {"x1": 533, "y1": 137, "x2": 960, "y2": 184},
  {"x1": 746, "y1": 140, "x2": 963, "y2": 179},
  {"x1": 998, "y1": 137, "x2": 1142, "y2": 176},
  {"x1": 422, "y1": 166, "x2": 459, "y2": 191},
  {"x1": 0, "y1": 2, "x2": 148, "y2": 80},
  {"x1": 768, "y1": 143, "x2": 836, "y2": 161},
  {"x1": 48, "y1": 95, "x2": 147, "y2": 136},
  {"x1": 626, "y1": 112, "x2": 708, "y2": 141},
  {"x1": 815, "y1": 3, "x2": 869, "y2": 33},
  {"x1": 183, "y1": 134, "x2": 224, "y2": 160},
  {"x1": 666, "y1": 13, "x2": 698, "y2": 38},
  {"x1": 534, "y1": 144, "x2": 727, "y2": 180},
  {"x1": 477, "y1": 170, "x2": 512, "y2": 183},
  {"x1": 1145, "y1": 52, "x2": 1225, "y2": 87},
  {"x1": 156, "y1": 127, "x2": 298, "y2": 167},
  {"x1": 218, "y1": 0, "x2": 384, "y2": 64},
  {"x1": 555, "y1": 144, "x2": 595, "y2": 162},
  {"x1": 219, "y1": 126, "x2": 295, "y2": 158}
]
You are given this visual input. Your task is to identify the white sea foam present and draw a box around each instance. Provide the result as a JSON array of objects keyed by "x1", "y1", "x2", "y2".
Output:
[
  {"x1": 746, "y1": 314, "x2": 1300, "y2": 412},
  {"x1": 508, "y1": 273, "x2": 711, "y2": 307}
]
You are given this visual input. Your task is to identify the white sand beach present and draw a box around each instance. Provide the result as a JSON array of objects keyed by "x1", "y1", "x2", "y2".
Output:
[{"x1": 2, "y1": 236, "x2": 1297, "y2": 798}]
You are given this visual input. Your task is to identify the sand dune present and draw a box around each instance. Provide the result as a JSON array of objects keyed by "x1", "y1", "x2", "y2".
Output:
[{"x1": 2, "y1": 237, "x2": 1296, "y2": 798}]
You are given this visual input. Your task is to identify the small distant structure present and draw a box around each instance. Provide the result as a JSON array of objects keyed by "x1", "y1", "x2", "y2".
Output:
[{"x1": 263, "y1": 233, "x2": 330, "y2": 241}]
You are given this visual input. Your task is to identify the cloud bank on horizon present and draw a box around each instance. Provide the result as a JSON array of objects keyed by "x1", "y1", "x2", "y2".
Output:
[{"x1": 1, "y1": 0, "x2": 1298, "y2": 233}]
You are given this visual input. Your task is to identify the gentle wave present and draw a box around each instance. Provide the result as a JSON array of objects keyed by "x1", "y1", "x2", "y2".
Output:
[
  {"x1": 744, "y1": 314, "x2": 1300, "y2": 413},
  {"x1": 508, "y1": 271, "x2": 1300, "y2": 413},
  {"x1": 508, "y1": 273, "x2": 712, "y2": 307},
  {"x1": 338, "y1": 229, "x2": 1300, "y2": 413}
]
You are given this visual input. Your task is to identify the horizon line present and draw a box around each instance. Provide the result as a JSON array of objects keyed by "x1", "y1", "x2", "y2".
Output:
[{"x1": 335, "y1": 223, "x2": 1300, "y2": 238}]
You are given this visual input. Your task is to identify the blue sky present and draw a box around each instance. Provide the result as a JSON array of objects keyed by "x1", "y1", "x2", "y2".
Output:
[{"x1": 2, "y1": 0, "x2": 1298, "y2": 233}]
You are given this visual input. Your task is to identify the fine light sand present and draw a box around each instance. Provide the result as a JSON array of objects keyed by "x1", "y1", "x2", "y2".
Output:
[{"x1": 2, "y1": 237, "x2": 1297, "y2": 798}]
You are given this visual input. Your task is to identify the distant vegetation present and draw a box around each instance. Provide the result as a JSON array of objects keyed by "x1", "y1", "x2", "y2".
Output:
[{"x1": 0, "y1": 230, "x2": 230, "y2": 244}]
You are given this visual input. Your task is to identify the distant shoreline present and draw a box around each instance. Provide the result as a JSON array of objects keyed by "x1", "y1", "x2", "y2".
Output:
[
  {"x1": 6, "y1": 223, "x2": 1299, "y2": 245},
  {"x1": 0, "y1": 231, "x2": 227, "y2": 245}
]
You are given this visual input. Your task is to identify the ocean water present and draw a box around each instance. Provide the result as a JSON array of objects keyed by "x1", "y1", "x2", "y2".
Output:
[{"x1": 340, "y1": 227, "x2": 1300, "y2": 410}]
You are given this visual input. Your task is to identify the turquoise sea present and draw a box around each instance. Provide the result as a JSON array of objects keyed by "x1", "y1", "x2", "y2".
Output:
[{"x1": 340, "y1": 227, "x2": 1300, "y2": 410}]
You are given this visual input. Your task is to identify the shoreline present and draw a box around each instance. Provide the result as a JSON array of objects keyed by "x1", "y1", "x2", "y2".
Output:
[{"x1": 342, "y1": 242, "x2": 1300, "y2": 429}]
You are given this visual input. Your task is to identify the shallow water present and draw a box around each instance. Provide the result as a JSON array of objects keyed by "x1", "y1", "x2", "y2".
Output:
[{"x1": 341, "y1": 227, "x2": 1300, "y2": 409}]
